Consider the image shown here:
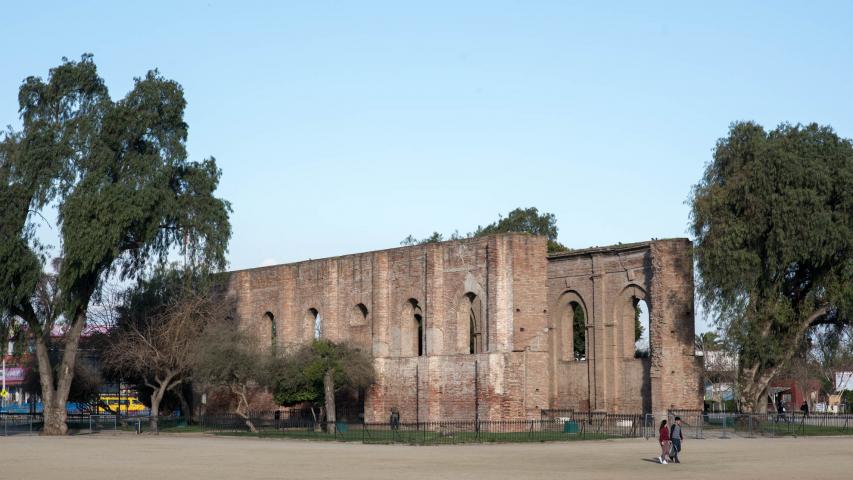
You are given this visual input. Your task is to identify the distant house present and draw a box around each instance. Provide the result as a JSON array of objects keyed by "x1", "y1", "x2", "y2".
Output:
[
  {"x1": 768, "y1": 378, "x2": 823, "y2": 413},
  {"x1": 702, "y1": 350, "x2": 738, "y2": 411}
]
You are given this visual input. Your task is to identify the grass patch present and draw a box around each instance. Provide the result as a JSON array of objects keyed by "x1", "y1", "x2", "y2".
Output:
[{"x1": 211, "y1": 428, "x2": 617, "y2": 444}]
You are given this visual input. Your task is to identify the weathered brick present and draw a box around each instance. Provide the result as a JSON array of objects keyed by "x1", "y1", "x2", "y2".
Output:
[{"x1": 225, "y1": 234, "x2": 700, "y2": 420}]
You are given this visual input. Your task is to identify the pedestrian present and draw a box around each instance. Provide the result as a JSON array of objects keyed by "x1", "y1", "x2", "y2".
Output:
[
  {"x1": 776, "y1": 398, "x2": 788, "y2": 423},
  {"x1": 800, "y1": 401, "x2": 809, "y2": 418},
  {"x1": 658, "y1": 419, "x2": 671, "y2": 465},
  {"x1": 670, "y1": 416, "x2": 684, "y2": 464},
  {"x1": 389, "y1": 407, "x2": 400, "y2": 431}
]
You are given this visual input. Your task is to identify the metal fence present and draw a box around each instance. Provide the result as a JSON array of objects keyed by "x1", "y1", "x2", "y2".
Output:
[
  {"x1": 667, "y1": 409, "x2": 853, "y2": 439},
  {"x1": 0, "y1": 413, "x2": 42, "y2": 436},
  {"x1": 0, "y1": 412, "x2": 192, "y2": 436},
  {"x1": 8, "y1": 409, "x2": 853, "y2": 442},
  {"x1": 199, "y1": 411, "x2": 652, "y2": 444}
]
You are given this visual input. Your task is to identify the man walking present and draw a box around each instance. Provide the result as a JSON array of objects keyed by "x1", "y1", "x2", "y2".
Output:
[{"x1": 670, "y1": 416, "x2": 684, "y2": 464}]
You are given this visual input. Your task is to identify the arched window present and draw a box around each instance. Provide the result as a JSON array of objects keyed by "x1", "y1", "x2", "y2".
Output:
[
  {"x1": 570, "y1": 302, "x2": 586, "y2": 361},
  {"x1": 463, "y1": 293, "x2": 484, "y2": 354},
  {"x1": 415, "y1": 311, "x2": 424, "y2": 356},
  {"x1": 264, "y1": 312, "x2": 276, "y2": 348},
  {"x1": 634, "y1": 298, "x2": 650, "y2": 358},
  {"x1": 352, "y1": 303, "x2": 368, "y2": 326},
  {"x1": 306, "y1": 308, "x2": 321, "y2": 340},
  {"x1": 403, "y1": 299, "x2": 424, "y2": 357}
]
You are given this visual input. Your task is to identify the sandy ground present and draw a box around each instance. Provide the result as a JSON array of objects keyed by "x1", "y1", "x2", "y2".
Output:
[{"x1": 1, "y1": 433, "x2": 851, "y2": 480}]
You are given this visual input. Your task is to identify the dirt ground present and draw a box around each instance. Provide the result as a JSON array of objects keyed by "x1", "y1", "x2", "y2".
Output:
[{"x1": 1, "y1": 433, "x2": 851, "y2": 480}]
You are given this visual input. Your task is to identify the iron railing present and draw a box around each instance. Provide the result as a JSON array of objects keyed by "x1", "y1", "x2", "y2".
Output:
[
  {"x1": 200, "y1": 412, "x2": 652, "y2": 444},
  {"x1": 668, "y1": 410, "x2": 853, "y2": 439}
]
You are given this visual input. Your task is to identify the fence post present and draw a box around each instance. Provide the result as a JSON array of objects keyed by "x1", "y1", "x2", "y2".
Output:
[
  {"x1": 720, "y1": 413, "x2": 728, "y2": 439},
  {"x1": 697, "y1": 412, "x2": 703, "y2": 439},
  {"x1": 748, "y1": 415, "x2": 753, "y2": 438}
]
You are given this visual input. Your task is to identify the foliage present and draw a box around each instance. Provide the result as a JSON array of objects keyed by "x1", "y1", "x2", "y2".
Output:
[
  {"x1": 473, "y1": 207, "x2": 569, "y2": 252},
  {"x1": 400, "y1": 207, "x2": 569, "y2": 252},
  {"x1": 193, "y1": 319, "x2": 272, "y2": 431},
  {"x1": 104, "y1": 268, "x2": 229, "y2": 430},
  {"x1": 272, "y1": 340, "x2": 375, "y2": 407},
  {"x1": 690, "y1": 121, "x2": 853, "y2": 411},
  {"x1": 809, "y1": 324, "x2": 853, "y2": 393},
  {"x1": 695, "y1": 331, "x2": 722, "y2": 353},
  {"x1": 572, "y1": 303, "x2": 586, "y2": 360},
  {"x1": 0, "y1": 55, "x2": 231, "y2": 433},
  {"x1": 633, "y1": 300, "x2": 645, "y2": 343},
  {"x1": 22, "y1": 355, "x2": 104, "y2": 411}
]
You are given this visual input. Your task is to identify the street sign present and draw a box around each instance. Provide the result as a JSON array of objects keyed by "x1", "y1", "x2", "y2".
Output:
[{"x1": 0, "y1": 389, "x2": 7, "y2": 399}]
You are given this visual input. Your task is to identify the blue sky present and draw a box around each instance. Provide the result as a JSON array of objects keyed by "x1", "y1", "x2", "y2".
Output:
[{"x1": 3, "y1": 1, "x2": 852, "y2": 331}]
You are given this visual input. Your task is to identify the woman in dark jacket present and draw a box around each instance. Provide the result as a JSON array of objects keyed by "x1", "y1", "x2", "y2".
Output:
[{"x1": 658, "y1": 419, "x2": 671, "y2": 464}]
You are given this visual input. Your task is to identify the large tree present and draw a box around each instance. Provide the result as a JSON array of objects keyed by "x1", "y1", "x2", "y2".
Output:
[
  {"x1": 690, "y1": 121, "x2": 853, "y2": 412},
  {"x1": 0, "y1": 55, "x2": 231, "y2": 434}
]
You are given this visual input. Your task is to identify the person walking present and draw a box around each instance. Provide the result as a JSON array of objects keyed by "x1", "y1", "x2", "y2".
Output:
[
  {"x1": 776, "y1": 398, "x2": 788, "y2": 423},
  {"x1": 800, "y1": 401, "x2": 809, "y2": 418},
  {"x1": 658, "y1": 419, "x2": 671, "y2": 464},
  {"x1": 670, "y1": 416, "x2": 684, "y2": 463}
]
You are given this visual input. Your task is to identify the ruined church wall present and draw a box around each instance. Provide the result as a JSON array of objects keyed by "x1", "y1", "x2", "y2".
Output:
[
  {"x1": 546, "y1": 239, "x2": 701, "y2": 415},
  {"x1": 225, "y1": 233, "x2": 549, "y2": 421}
]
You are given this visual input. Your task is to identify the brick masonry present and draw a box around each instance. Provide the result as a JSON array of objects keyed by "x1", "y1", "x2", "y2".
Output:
[{"x1": 225, "y1": 234, "x2": 701, "y2": 421}]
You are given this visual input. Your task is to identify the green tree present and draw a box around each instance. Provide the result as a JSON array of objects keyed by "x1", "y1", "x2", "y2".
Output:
[
  {"x1": 401, "y1": 207, "x2": 569, "y2": 252},
  {"x1": 634, "y1": 300, "x2": 645, "y2": 342},
  {"x1": 474, "y1": 207, "x2": 568, "y2": 252},
  {"x1": 272, "y1": 340, "x2": 374, "y2": 432},
  {"x1": 193, "y1": 319, "x2": 273, "y2": 433},
  {"x1": 0, "y1": 55, "x2": 231, "y2": 434},
  {"x1": 572, "y1": 303, "x2": 586, "y2": 359},
  {"x1": 690, "y1": 121, "x2": 853, "y2": 412},
  {"x1": 695, "y1": 331, "x2": 722, "y2": 354}
]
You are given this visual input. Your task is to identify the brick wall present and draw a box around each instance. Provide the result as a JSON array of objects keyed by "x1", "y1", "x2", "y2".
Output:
[
  {"x1": 226, "y1": 233, "x2": 549, "y2": 421},
  {"x1": 225, "y1": 234, "x2": 699, "y2": 420},
  {"x1": 546, "y1": 239, "x2": 701, "y2": 415}
]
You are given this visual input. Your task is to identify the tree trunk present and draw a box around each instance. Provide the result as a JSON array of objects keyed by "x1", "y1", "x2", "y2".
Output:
[
  {"x1": 735, "y1": 307, "x2": 829, "y2": 414},
  {"x1": 737, "y1": 359, "x2": 779, "y2": 413},
  {"x1": 176, "y1": 384, "x2": 192, "y2": 425},
  {"x1": 232, "y1": 384, "x2": 257, "y2": 433},
  {"x1": 323, "y1": 369, "x2": 336, "y2": 434},
  {"x1": 43, "y1": 403, "x2": 69, "y2": 436},
  {"x1": 150, "y1": 385, "x2": 168, "y2": 434},
  {"x1": 36, "y1": 311, "x2": 87, "y2": 436}
]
